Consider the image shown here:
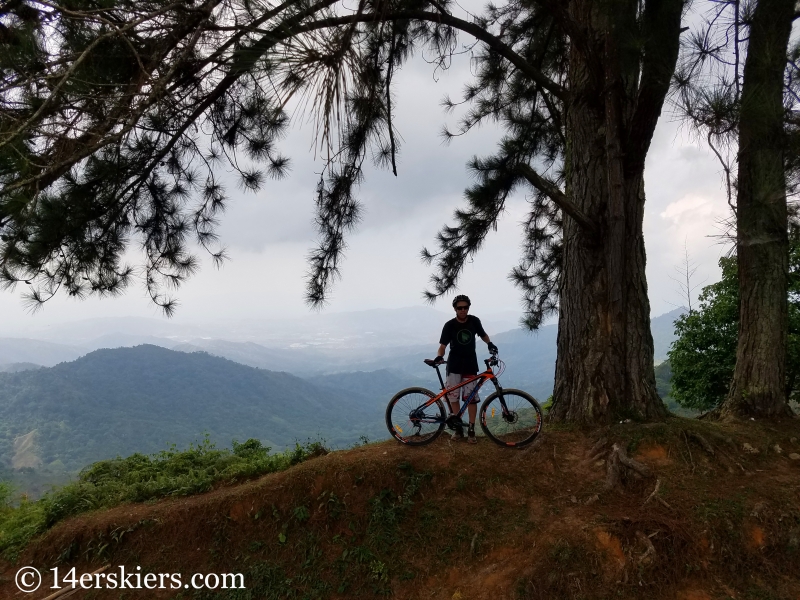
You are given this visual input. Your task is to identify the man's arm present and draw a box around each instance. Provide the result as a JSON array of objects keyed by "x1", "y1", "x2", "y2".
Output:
[
  {"x1": 437, "y1": 321, "x2": 450, "y2": 360},
  {"x1": 480, "y1": 334, "x2": 498, "y2": 354}
]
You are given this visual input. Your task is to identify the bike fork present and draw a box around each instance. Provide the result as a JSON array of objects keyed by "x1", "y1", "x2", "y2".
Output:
[{"x1": 491, "y1": 379, "x2": 511, "y2": 414}]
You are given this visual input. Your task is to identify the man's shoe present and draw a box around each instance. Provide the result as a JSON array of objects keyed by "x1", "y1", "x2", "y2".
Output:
[{"x1": 467, "y1": 425, "x2": 477, "y2": 444}]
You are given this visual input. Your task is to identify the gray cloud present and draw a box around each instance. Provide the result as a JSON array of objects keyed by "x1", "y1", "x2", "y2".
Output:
[{"x1": 0, "y1": 7, "x2": 733, "y2": 332}]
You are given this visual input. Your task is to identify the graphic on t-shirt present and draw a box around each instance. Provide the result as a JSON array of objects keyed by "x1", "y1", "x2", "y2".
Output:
[{"x1": 457, "y1": 329, "x2": 472, "y2": 345}]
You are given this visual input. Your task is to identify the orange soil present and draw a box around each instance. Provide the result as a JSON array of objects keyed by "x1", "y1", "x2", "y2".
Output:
[{"x1": 1, "y1": 419, "x2": 799, "y2": 600}]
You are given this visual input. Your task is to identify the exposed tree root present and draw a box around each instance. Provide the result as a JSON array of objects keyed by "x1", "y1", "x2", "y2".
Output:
[
  {"x1": 636, "y1": 530, "x2": 657, "y2": 565},
  {"x1": 604, "y1": 443, "x2": 652, "y2": 491},
  {"x1": 589, "y1": 449, "x2": 609, "y2": 462},
  {"x1": 715, "y1": 447, "x2": 747, "y2": 473},
  {"x1": 616, "y1": 444, "x2": 652, "y2": 477},
  {"x1": 643, "y1": 478, "x2": 672, "y2": 509},
  {"x1": 585, "y1": 437, "x2": 609, "y2": 463},
  {"x1": 686, "y1": 430, "x2": 715, "y2": 456},
  {"x1": 643, "y1": 478, "x2": 662, "y2": 505},
  {"x1": 682, "y1": 428, "x2": 747, "y2": 473},
  {"x1": 587, "y1": 437, "x2": 608, "y2": 458},
  {"x1": 605, "y1": 447, "x2": 623, "y2": 490},
  {"x1": 702, "y1": 429, "x2": 738, "y2": 451},
  {"x1": 681, "y1": 431, "x2": 696, "y2": 473}
]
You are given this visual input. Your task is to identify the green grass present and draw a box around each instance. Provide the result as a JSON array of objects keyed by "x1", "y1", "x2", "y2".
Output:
[{"x1": 0, "y1": 437, "x2": 327, "y2": 561}]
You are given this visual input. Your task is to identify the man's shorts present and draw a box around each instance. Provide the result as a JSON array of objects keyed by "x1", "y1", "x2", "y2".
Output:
[{"x1": 445, "y1": 373, "x2": 481, "y2": 405}]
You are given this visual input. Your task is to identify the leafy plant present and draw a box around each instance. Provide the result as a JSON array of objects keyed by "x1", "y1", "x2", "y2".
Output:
[
  {"x1": 668, "y1": 220, "x2": 800, "y2": 410},
  {"x1": 0, "y1": 480, "x2": 12, "y2": 508},
  {"x1": 293, "y1": 505, "x2": 311, "y2": 524},
  {"x1": 667, "y1": 257, "x2": 740, "y2": 410},
  {"x1": 0, "y1": 438, "x2": 327, "y2": 561}
]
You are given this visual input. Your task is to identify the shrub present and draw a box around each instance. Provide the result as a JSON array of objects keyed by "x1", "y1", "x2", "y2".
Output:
[{"x1": 0, "y1": 438, "x2": 326, "y2": 561}]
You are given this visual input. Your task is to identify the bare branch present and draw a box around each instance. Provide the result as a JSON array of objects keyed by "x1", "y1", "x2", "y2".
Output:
[{"x1": 516, "y1": 163, "x2": 596, "y2": 236}]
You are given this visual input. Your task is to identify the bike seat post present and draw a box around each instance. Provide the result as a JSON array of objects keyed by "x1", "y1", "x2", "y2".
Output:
[{"x1": 435, "y1": 365, "x2": 446, "y2": 391}]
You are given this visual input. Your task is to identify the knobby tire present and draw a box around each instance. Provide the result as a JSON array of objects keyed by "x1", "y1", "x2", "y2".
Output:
[
  {"x1": 479, "y1": 389, "x2": 542, "y2": 448},
  {"x1": 385, "y1": 387, "x2": 445, "y2": 446}
]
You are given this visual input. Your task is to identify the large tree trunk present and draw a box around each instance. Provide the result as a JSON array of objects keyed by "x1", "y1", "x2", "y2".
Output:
[
  {"x1": 721, "y1": 0, "x2": 795, "y2": 419},
  {"x1": 550, "y1": 0, "x2": 673, "y2": 424}
]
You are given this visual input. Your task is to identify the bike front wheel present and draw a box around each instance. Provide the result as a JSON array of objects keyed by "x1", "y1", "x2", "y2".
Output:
[
  {"x1": 386, "y1": 387, "x2": 446, "y2": 446},
  {"x1": 479, "y1": 389, "x2": 542, "y2": 448}
]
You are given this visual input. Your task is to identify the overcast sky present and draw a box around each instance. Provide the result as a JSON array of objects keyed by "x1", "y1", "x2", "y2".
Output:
[{"x1": 0, "y1": 12, "x2": 732, "y2": 334}]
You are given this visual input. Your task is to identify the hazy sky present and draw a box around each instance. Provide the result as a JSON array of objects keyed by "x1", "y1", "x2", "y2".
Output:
[{"x1": 1, "y1": 12, "x2": 732, "y2": 333}]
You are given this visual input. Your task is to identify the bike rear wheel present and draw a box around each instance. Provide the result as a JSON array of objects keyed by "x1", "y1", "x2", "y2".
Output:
[
  {"x1": 386, "y1": 387, "x2": 445, "y2": 446},
  {"x1": 479, "y1": 389, "x2": 542, "y2": 447}
]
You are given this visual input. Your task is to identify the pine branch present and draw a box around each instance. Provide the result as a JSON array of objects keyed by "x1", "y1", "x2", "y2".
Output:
[
  {"x1": 300, "y1": 10, "x2": 567, "y2": 100},
  {"x1": 516, "y1": 163, "x2": 596, "y2": 236},
  {"x1": 1, "y1": 0, "x2": 226, "y2": 197},
  {"x1": 1, "y1": 4, "x2": 159, "y2": 150},
  {"x1": 0, "y1": 0, "x2": 571, "y2": 313}
]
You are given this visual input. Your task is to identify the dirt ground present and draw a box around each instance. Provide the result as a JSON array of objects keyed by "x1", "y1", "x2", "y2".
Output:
[{"x1": 1, "y1": 417, "x2": 799, "y2": 600}]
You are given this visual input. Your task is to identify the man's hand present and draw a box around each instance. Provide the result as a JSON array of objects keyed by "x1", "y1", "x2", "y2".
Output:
[
  {"x1": 434, "y1": 355, "x2": 445, "y2": 365},
  {"x1": 487, "y1": 342, "x2": 498, "y2": 355}
]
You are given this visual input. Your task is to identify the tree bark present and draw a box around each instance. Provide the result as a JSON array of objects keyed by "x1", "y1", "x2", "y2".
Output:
[
  {"x1": 721, "y1": 0, "x2": 795, "y2": 419},
  {"x1": 550, "y1": 0, "x2": 679, "y2": 424}
]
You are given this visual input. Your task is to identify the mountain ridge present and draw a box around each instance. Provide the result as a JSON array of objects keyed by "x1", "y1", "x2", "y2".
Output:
[{"x1": 0, "y1": 345, "x2": 391, "y2": 478}]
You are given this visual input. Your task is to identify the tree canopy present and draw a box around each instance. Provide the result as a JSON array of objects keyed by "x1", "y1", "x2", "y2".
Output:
[
  {"x1": 0, "y1": 0, "x2": 571, "y2": 318},
  {"x1": 2, "y1": 0, "x2": 689, "y2": 423},
  {"x1": 668, "y1": 257, "x2": 740, "y2": 411},
  {"x1": 676, "y1": 0, "x2": 800, "y2": 201},
  {"x1": 0, "y1": 1, "x2": 682, "y2": 317}
]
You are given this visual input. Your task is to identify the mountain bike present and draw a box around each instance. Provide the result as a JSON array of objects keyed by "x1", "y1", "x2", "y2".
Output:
[{"x1": 385, "y1": 354, "x2": 542, "y2": 448}]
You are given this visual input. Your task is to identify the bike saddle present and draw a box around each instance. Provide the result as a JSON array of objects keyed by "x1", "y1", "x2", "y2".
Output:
[{"x1": 423, "y1": 358, "x2": 444, "y2": 367}]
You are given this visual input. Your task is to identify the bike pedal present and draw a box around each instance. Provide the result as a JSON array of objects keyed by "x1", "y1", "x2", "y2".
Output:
[{"x1": 445, "y1": 415, "x2": 464, "y2": 430}]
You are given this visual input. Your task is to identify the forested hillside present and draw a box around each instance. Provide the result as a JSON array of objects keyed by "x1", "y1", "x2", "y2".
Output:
[
  {"x1": 0, "y1": 308, "x2": 686, "y2": 495},
  {"x1": 0, "y1": 346, "x2": 391, "y2": 478},
  {"x1": 0, "y1": 338, "x2": 82, "y2": 367}
]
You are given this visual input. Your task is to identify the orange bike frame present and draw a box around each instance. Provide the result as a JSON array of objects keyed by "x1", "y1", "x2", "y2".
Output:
[{"x1": 423, "y1": 364, "x2": 501, "y2": 418}]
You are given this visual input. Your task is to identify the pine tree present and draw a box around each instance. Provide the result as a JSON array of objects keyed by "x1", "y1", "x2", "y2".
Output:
[
  {"x1": 1, "y1": 0, "x2": 688, "y2": 423},
  {"x1": 676, "y1": 0, "x2": 797, "y2": 418}
]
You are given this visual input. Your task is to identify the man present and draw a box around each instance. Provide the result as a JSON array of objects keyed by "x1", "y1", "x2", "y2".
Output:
[{"x1": 434, "y1": 294, "x2": 498, "y2": 444}]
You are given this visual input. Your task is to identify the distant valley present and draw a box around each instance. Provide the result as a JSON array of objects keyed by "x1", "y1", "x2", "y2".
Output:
[
  {"x1": 0, "y1": 307, "x2": 684, "y2": 496},
  {"x1": 0, "y1": 346, "x2": 414, "y2": 489},
  {"x1": 0, "y1": 307, "x2": 684, "y2": 380}
]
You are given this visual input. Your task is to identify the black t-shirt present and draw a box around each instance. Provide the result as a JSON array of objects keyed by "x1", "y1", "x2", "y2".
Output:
[{"x1": 439, "y1": 315, "x2": 487, "y2": 375}]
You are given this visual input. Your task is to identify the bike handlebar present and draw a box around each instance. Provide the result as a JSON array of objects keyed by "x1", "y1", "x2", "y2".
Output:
[{"x1": 423, "y1": 356, "x2": 498, "y2": 368}]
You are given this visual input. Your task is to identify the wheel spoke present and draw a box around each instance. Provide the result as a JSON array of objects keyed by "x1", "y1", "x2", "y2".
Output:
[
  {"x1": 386, "y1": 388, "x2": 445, "y2": 445},
  {"x1": 480, "y1": 390, "x2": 542, "y2": 447}
]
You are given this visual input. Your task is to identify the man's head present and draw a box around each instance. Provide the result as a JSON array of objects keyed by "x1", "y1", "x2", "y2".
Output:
[{"x1": 452, "y1": 295, "x2": 471, "y2": 319}]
